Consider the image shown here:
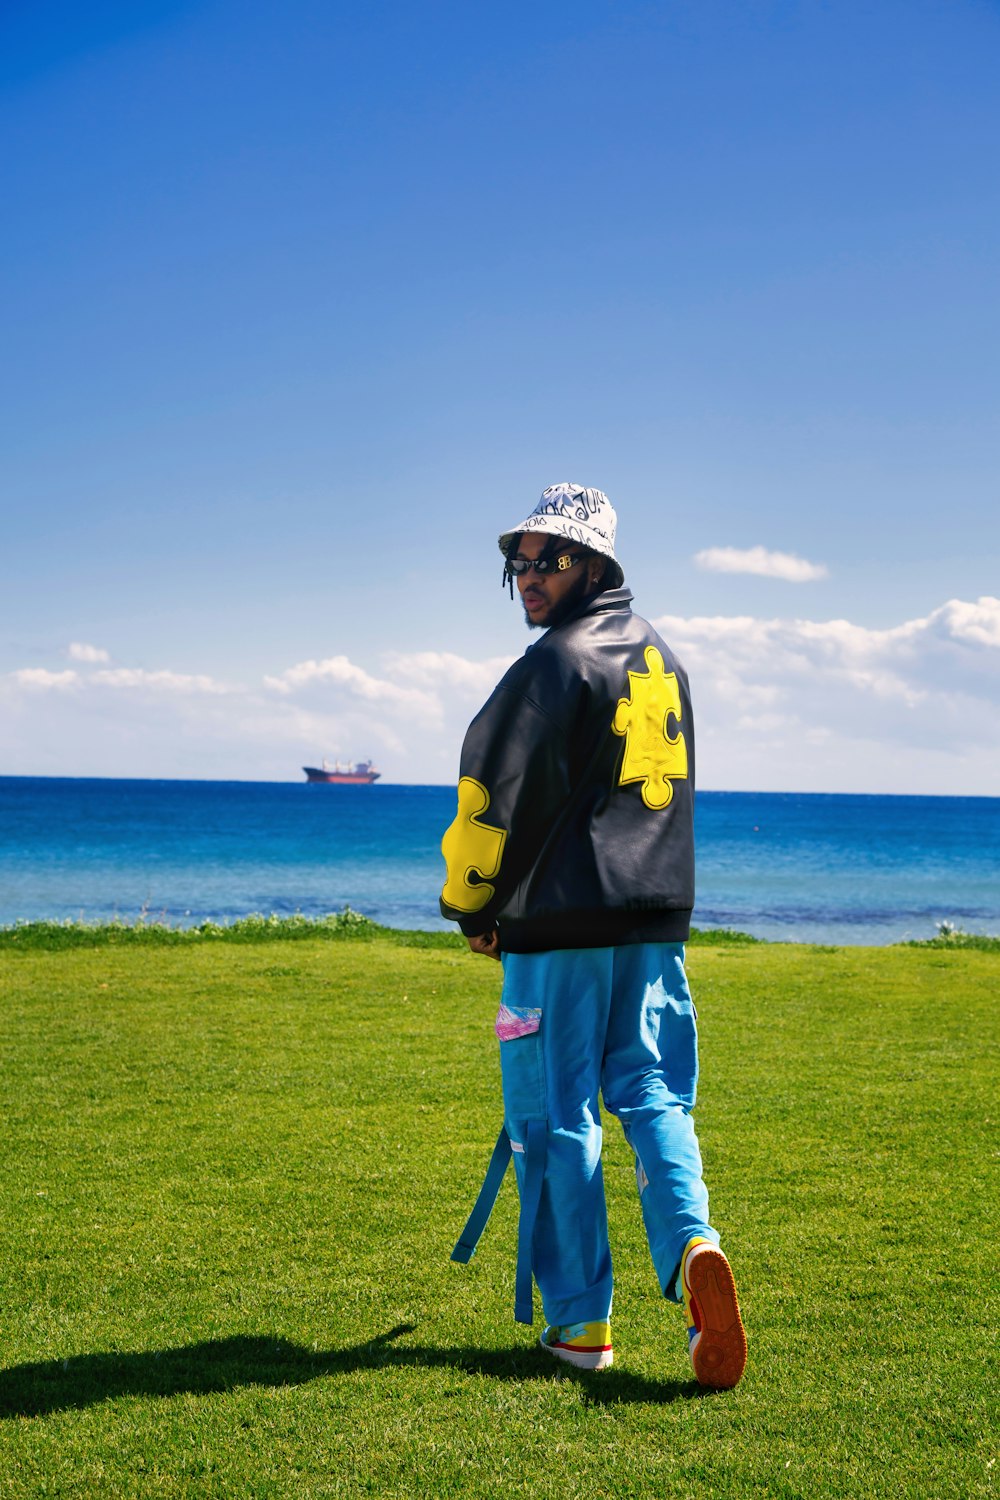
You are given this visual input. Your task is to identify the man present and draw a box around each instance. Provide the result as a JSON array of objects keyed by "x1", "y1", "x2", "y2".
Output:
[{"x1": 440, "y1": 483, "x2": 746, "y2": 1389}]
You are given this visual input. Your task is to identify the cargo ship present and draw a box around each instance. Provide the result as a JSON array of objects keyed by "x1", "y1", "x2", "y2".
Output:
[{"x1": 303, "y1": 758, "x2": 381, "y2": 785}]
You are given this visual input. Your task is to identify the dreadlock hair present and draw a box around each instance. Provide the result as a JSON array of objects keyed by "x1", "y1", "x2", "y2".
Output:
[{"x1": 502, "y1": 534, "x2": 520, "y2": 598}]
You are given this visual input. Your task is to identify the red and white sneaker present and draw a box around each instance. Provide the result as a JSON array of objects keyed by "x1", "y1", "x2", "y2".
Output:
[
  {"x1": 539, "y1": 1320, "x2": 613, "y2": 1370},
  {"x1": 680, "y1": 1237, "x2": 747, "y2": 1389}
]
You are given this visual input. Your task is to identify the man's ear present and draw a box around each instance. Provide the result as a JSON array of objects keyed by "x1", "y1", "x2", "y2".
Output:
[{"x1": 588, "y1": 556, "x2": 606, "y2": 588}]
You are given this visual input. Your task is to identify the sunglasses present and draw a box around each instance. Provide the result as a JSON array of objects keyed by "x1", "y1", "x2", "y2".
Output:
[{"x1": 505, "y1": 550, "x2": 587, "y2": 578}]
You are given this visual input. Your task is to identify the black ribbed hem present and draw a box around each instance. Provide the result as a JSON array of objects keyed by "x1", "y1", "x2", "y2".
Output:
[{"x1": 497, "y1": 907, "x2": 692, "y2": 954}]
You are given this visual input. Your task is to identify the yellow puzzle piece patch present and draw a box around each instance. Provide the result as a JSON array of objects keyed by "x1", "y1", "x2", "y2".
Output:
[
  {"x1": 612, "y1": 646, "x2": 688, "y2": 810},
  {"x1": 441, "y1": 777, "x2": 508, "y2": 914}
]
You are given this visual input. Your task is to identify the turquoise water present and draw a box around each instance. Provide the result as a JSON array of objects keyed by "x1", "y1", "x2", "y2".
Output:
[{"x1": 0, "y1": 777, "x2": 997, "y2": 945}]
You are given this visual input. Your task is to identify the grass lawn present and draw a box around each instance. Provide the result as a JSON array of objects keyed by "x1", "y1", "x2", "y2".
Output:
[{"x1": 0, "y1": 928, "x2": 996, "y2": 1498}]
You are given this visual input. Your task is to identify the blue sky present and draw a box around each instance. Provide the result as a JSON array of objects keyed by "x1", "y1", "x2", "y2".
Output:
[{"x1": 2, "y1": 0, "x2": 998, "y2": 791}]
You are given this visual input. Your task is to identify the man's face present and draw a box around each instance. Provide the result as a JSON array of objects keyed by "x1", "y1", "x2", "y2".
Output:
[{"x1": 514, "y1": 532, "x2": 605, "y2": 630}]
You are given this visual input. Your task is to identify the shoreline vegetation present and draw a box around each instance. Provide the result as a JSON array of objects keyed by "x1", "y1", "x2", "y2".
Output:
[{"x1": 0, "y1": 907, "x2": 996, "y2": 952}]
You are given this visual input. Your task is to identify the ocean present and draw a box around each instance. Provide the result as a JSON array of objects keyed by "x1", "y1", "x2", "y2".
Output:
[{"x1": 0, "y1": 777, "x2": 997, "y2": 946}]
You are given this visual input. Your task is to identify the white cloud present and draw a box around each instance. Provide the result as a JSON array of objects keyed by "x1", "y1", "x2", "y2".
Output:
[
  {"x1": 9, "y1": 665, "x2": 233, "y2": 695},
  {"x1": 653, "y1": 595, "x2": 1000, "y2": 792},
  {"x1": 922, "y1": 597, "x2": 1000, "y2": 649},
  {"x1": 382, "y1": 649, "x2": 515, "y2": 698},
  {"x1": 1, "y1": 645, "x2": 511, "y2": 779},
  {"x1": 90, "y1": 668, "x2": 233, "y2": 694},
  {"x1": 263, "y1": 654, "x2": 439, "y2": 719},
  {"x1": 694, "y1": 545, "x2": 828, "y2": 582},
  {"x1": 3, "y1": 604, "x2": 998, "y2": 792},
  {"x1": 12, "y1": 668, "x2": 80, "y2": 690},
  {"x1": 67, "y1": 642, "x2": 111, "y2": 663}
]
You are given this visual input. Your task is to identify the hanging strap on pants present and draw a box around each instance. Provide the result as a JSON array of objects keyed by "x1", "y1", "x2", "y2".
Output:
[{"x1": 451, "y1": 1120, "x2": 547, "y2": 1326}]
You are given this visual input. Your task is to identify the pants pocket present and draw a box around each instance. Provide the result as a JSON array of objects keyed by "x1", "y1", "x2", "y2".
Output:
[
  {"x1": 495, "y1": 1000, "x2": 541, "y2": 1041},
  {"x1": 499, "y1": 1022, "x2": 546, "y2": 1122}
]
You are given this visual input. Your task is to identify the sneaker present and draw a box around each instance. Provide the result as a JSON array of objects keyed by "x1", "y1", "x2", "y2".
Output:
[
  {"x1": 539, "y1": 1320, "x2": 613, "y2": 1370},
  {"x1": 680, "y1": 1237, "x2": 747, "y2": 1389}
]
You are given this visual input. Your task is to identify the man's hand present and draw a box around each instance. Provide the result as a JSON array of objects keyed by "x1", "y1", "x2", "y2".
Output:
[{"x1": 467, "y1": 928, "x2": 501, "y2": 961}]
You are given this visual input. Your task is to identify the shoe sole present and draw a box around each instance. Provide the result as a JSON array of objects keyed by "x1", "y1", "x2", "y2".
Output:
[
  {"x1": 687, "y1": 1247, "x2": 747, "y2": 1390},
  {"x1": 539, "y1": 1337, "x2": 613, "y2": 1371}
]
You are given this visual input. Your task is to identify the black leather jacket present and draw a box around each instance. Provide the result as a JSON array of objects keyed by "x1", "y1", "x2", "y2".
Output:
[{"x1": 440, "y1": 587, "x2": 695, "y2": 953}]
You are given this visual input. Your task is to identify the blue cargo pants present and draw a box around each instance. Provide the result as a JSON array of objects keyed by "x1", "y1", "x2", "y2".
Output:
[{"x1": 454, "y1": 942, "x2": 719, "y2": 1326}]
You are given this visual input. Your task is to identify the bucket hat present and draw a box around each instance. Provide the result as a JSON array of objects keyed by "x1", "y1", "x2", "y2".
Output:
[{"x1": 498, "y1": 483, "x2": 624, "y2": 588}]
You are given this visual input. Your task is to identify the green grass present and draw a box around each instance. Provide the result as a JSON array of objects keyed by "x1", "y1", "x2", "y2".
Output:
[
  {"x1": 1, "y1": 930, "x2": 996, "y2": 1497},
  {"x1": 899, "y1": 930, "x2": 1000, "y2": 952},
  {"x1": 0, "y1": 910, "x2": 761, "y2": 953},
  {"x1": 0, "y1": 908, "x2": 462, "y2": 953}
]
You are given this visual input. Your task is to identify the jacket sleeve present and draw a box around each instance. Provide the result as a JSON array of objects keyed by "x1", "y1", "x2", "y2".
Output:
[{"x1": 440, "y1": 680, "x2": 571, "y2": 936}]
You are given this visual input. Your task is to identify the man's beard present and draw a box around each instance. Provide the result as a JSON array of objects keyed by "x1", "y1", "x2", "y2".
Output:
[{"x1": 523, "y1": 569, "x2": 594, "y2": 631}]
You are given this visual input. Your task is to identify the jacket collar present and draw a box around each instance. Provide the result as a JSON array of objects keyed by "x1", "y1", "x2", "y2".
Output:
[
  {"x1": 584, "y1": 586, "x2": 632, "y2": 614},
  {"x1": 562, "y1": 585, "x2": 633, "y2": 627}
]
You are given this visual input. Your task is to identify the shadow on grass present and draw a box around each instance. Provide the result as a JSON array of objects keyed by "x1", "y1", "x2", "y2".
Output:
[{"x1": 0, "y1": 1323, "x2": 701, "y2": 1418}]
